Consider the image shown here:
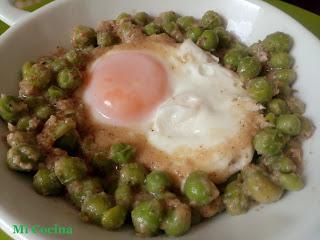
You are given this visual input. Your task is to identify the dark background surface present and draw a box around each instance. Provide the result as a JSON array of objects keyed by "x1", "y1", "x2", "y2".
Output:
[{"x1": 284, "y1": 0, "x2": 320, "y2": 15}]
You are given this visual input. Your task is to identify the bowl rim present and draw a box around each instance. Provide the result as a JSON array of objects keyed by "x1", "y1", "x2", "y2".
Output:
[{"x1": 1, "y1": 0, "x2": 320, "y2": 44}]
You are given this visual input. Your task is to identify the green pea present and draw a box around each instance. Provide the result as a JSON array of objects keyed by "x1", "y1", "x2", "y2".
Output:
[
  {"x1": 22, "y1": 61, "x2": 34, "y2": 78},
  {"x1": 55, "y1": 129, "x2": 80, "y2": 153},
  {"x1": 49, "y1": 58, "x2": 69, "y2": 73},
  {"x1": 119, "y1": 163, "x2": 146, "y2": 186},
  {"x1": 213, "y1": 26, "x2": 233, "y2": 48},
  {"x1": 34, "y1": 104, "x2": 54, "y2": 120},
  {"x1": 57, "y1": 68, "x2": 82, "y2": 91},
  {"x1": 65, "y1": 49, "x2": 87, "y2": 69},
  {"x1": 116, "y1": 12, "x2": 132, "y2": 23},
  {"x1": 242, "y1": 165, "x2": 283, "y2": 203},
  {"x1": 253, "y1": 127, "x2": 286, "y2": 156},
  {"x1": 196, "y1": 30, "x2": 219, "y2": 51},
  {"x1": 67, "y1": 178, "x2": 104, "y2": 209},
  {"x1": 201, "y1": 10, "x2": 223, "y2": 29},
  {"x1": 117, "y1": 21, "x2": 139, "y2": 40},
  {"x1": 53, "y1": 118, "x2": 76, "y2": 140},
  {"x1": 232, "y1": 41, "x2": 249, "y2": 51},
  {"x1": 263, "y1": 155, "x2": 296, "y2": 173},
  {"x1": 132, "y1": 190, "x2": 153, "y2": 209},
  {"x1": 247, "y1": 77, "x2": 273, "y2": 103},
  {"x1": 91, "y1": 151, "x2": 113, "y2": 175},
  {"x1": 81, "y1": 192, "x2": 114, "y2": 224},
  {"x1": 265, "y1": 112, "x2": 276, "y2": 124},
  {"x1": 101, "y1": 205, "x2": 127, "y2": 230},
  {"x1": 16, "y1": 144, "x2": 42, "y2": 163},
  {"x1": 7, "y1": 144, "x2": 42, "y2": 172},
  {"x1": 144, "y1": 22, "x2": 162, "y2": 36},
  {"x1": 285, "y1": 96, "x2": 305, "y2": 114},
  {"x1": 20, "y1": 96, "x2": 43, "y2": 109},
  {"x1": 279, "y1": 84, "x2": 293, "y2": 96},
  {"x1": 115, "y1": 184, "x2": 133, "y2": 208},
  {"x1": 7, "y1": 147, "x2": 34, "y2": 172},
  {"x1": 299, "y1": 117, "x2": 315, "y2": 139},
  {"x1": 23, "y1": 63, "x2": 52, "y2": 89},
  {"x1": 156, "y1": 191, "x2": 177, "y2": 203},
  {"x1": 97, "y1": 31, "x2": 117, "y2": 47},
  {"x1": 183, "y1": 171, "x2": 219, "y2": 205},
  {"x1": 33, "y1": 168, "x2": 63, "y2": 196},
  {"x1": 162, "y1": 21, "x2": 175, "y2": 34},
  {"x1": 161, "y1": 203, "x2": 191, "y2": 237},
  {"x1": 7, "y1": 131, "x2": 36, "y2": 147},
  {"x1": 46, "y1": 86, "x2": 67, "y2": 102},
  {"x1": 269, "y1": 69, "x2": 297, "y2": 86},
  {"x1": 277, "y1": 173, "x2": 304, "y2": 191},
  {"x1": 276, "y1": 114, "x2": 301, "y2": 136},
  {"x1": 134, "y1": 12, "x2": 151, "y2": 26},
  {"x1": 223, "y1": 48, "x2": 248, "y2": 71},
  {"x1": 163, "y1": 21, "x2": 184, "y2": 43},
  {"x1": 237, "y1": 56, "x2": 261, "y2": 80},
  {"x1": 71, "y1": 25, "x2": 96, "y2": 48},
  {"x1": 186, "y1": 26, "x2": 203, "y2": 43},
  {"x1": 146, "y1": 170, "x2": 172, "y2": 195},
  {"x1": 249, "y1": 42, "x2": 268, "y2": 62},
  {"x1": 109, "y1": 143, "x2": 135, "y2": 164},
  {"x1": 222, "y1": 180, "x2": 250, "y2": 215},
  {"x1": 177, "y1": 16, "x2": 197, "y2": 31},
  {"x1": 268, "y1": 98, "x2": 288, "y2": 115},
  {"x1": 17, "y1": 116, "x2": 39, "y2": 131},
  {"x1": 262, "y1": 32, "x2": 293, "y2": 53},
  {"x1": 268, "y1": 52, "x2": 294, "y2": 69},
  {"x1": 131, "y1": 199, "x2": 164, "y2": 236},
  {"x1": 159, "y1": 11, "x2": 178, "y2": 24},
  {"x1": 196, "y1": 196, "x2": 225, "y2": 218},
  {"x1": 0, "y1": 95, "x2": 26, "y2": 123},
  {"x1": 54, "y1": 156, "x2": 87, "y2": 185}
]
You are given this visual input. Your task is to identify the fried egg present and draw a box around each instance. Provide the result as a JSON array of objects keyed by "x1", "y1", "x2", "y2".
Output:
[{"x1": 80, "y1": 35, "x2": 264, "y2": 184}]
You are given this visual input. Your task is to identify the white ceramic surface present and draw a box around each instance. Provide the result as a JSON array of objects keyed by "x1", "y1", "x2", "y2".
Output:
[
  {"x1": 0, "y1": 0, "x2": 319, "y2": 240},
  {"x1": 0, "y1": 0, "x2": 29, "y2": 25}
]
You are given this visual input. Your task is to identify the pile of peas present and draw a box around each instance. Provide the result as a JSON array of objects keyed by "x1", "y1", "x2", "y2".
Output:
[{"x1": 0, "y1": 10, "x2": 314, "y2": 237}]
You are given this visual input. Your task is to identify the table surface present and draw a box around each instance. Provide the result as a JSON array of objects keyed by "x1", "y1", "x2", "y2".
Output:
[
  {"x1": 281, "y1": 0, "x2": 320, "y2": 15},
  {"x1": 0, "y1": 1, "x2": 319, "y2": 240}
]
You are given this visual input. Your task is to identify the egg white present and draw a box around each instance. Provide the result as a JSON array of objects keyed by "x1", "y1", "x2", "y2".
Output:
[{"x1": 148, "y1": 40, "x2": 261, "y2": 151}]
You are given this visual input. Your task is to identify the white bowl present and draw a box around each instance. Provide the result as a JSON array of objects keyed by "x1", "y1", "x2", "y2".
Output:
[{"x1": 0, "y1": 0, "x2": 319, "y2": 239}]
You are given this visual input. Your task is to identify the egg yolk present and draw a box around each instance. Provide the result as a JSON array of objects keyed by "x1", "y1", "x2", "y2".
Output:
[{"x1": 86, "y1": 51, "x2": 169, "y2": 125}]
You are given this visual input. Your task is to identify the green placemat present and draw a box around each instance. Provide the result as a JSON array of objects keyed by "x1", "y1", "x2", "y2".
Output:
[
  {"x1": 265, "y1": 0, "x2": 320, "y2": 38},
  {"x1": 0, "y1": 230, "x2": 11, "y2": 240},
  {"x1": 0, "y1": 22, "x2": 9, "y2": 35},
  {"x1": 20, "y1": 0, "x2": 54, "y2": 12},
  {"x1": 0, "y1": 1, "x2": 319, "y2": 239}
]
